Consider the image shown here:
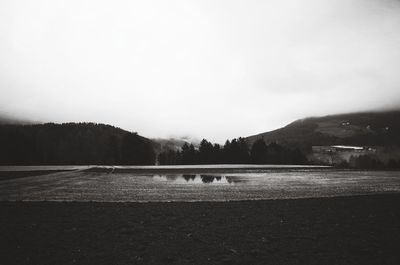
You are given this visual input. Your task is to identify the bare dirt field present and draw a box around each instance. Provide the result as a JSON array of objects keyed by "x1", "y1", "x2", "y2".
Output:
[{"x1": 1, "y1": 194, "x2": 399, "y2": 265}]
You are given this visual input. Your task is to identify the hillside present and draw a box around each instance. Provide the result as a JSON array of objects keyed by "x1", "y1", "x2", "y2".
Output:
[
  {"x1": 151, "y1": 138, "x2": 189, "y2": 154},
  {"x1": 151, "y1": 138, "x2": 201, "y2": 155},
  {"x1": 0, "y1": 123, "x2": 155, "y2": 165},
  {"x1": 246, "y1": 110, "x2": 400, "y2": 148},
  {"x1": 0, "y1": 114, "x2": 34, "y2": 125}
]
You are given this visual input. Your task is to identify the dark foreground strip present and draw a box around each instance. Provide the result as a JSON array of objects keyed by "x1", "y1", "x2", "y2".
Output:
[{"x1": 0, "y1": 194, "x2": 399, "y2": 265}]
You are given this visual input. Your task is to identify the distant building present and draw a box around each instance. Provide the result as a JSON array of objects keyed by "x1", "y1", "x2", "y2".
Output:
[{"x1": 312, "y1": 145, "x2": 376, "y2": 164}]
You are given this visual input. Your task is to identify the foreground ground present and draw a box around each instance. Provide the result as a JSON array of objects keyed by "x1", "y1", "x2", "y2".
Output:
[{"x1": 1, "y1": 194, "x2": 399, "y2": 265}]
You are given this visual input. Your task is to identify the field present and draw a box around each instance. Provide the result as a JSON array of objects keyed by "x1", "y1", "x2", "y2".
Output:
[
  {"x1": 0, "y1": 166, "x2": 399, "y2": 202},
  {"x1": 1, "y1": 194, "x2": 399, "y2": 265},
  {"x1": 0, "y1": 166, "x2": 399, "y2": 264}
]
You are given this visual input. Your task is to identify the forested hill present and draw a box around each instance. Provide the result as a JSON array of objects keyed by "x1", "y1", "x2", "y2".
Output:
[
  {"x1": 0, "y1": 115, "x2": 33, "y2": 125},
  {"x1": 0, "y1": 123, "x2": 156, "y2": 165},
  {"x1": 246, "y1": 110, "x2": 400, "y2": 148}
]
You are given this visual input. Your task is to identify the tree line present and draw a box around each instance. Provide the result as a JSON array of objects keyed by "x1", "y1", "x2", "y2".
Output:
[
  {"x1": 0, "y1": 123, "x2": 156, "y2": 165},
  {"x1": 158, "y1": 138, "x2": 308, "y2": 165},
  {"x1": 337, "y1": 155, "x2": 400, "y2": 170},
  {"x1": 4, "y1": 122, "x2": 397, "y2": 168}
]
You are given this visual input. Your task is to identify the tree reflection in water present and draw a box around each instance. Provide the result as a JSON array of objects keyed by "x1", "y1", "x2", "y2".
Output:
[
  {"x1": 155, "y1": 174, "x2": 245, "y2": 184},
  {"x1": 200, "y1": 175, "x2": 242, "y2": 184},
  {"x1": 200, "y1": 175, "x2": 215, "y2": 183},
  {"x1": 183, "y1": 174, "x2": 196, "y2": 181}
]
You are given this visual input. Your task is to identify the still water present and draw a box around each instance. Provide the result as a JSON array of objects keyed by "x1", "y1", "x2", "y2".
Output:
[
  {"x1": 0, "y1": 166, "x2": 399, "y2": 202},
  {"x1": 153, "y1": 174, "x2": 246, "y2": 184}
]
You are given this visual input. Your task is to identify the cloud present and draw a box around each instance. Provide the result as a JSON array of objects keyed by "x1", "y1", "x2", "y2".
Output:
[{"x1": 1, "y1": 0, "x2": 400, "y2": 142}]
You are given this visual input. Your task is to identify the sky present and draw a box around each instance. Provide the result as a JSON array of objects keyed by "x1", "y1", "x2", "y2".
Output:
[{"x1": 1, "y1": 0, "x2": 400, "y2": 143}]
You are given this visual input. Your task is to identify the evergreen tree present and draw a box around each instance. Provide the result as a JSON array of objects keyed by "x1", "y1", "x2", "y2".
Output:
[{"x1": 250, "y1": 139, "x2": 268, "y2": 164}]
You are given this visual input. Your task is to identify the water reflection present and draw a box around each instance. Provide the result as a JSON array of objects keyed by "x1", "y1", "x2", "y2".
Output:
[
  {"x1": 153, "y1": 174, "x2": 245, "y2": 184},
  {"x1": 200, "y1": 175, "x2": 216, "y2": 183},
  {"x1": 183, "y1": 174, "x2": 196, "y2": 181}
]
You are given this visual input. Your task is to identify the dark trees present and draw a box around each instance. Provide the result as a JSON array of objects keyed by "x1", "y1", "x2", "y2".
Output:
[
  {"x1": 223, "y1": 138, "x2": 250, "y2": 164},
  {"x1": 250, "y1": 139, "x2": 268, "y2": 164},
  {"x1": 198, "y1": 139, "x2": 215, "y2": 164},
  {"x1": 181, "y1": 143, "x2": 197, "y2": 165},
  {"x1": 121, "y1": 133, "x2": 155, "y2": 165},
  {"x1": 158, "y1": 150, "x2": 181, "y2": 165},
  {"x1": 157, "y1": 138, "x2": 308, "y2": 165},
  {"x1": 0, "y1": 123, "x2": 156, "y2": 165}
]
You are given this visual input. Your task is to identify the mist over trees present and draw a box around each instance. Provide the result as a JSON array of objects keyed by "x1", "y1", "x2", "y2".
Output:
[
  {"x1": 158, "y1": 138, "x2": 308, "y2": 165},
  {"x1": 0, "y1": 123, "x2": 156, "y2": 165}
]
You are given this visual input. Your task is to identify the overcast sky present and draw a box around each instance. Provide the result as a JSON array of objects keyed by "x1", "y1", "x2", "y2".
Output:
[{"x1": 1, "y1": 0, "x2": 400, "y2": 142}]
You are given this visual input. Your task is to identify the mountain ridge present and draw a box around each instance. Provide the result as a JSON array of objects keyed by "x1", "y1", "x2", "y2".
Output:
[{"x1": 246, "y1": 110, "x2": 400, "y2": 148}]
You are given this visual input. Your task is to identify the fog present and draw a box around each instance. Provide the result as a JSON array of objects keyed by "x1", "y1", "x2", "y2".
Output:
[{"x1": 1, "y1": 0, "x2": 400, "y2": 142}]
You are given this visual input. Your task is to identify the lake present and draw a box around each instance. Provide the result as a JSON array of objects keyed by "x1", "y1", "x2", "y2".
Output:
[{"x1": 0, "y1": 165, "x2": 399, "y2": 202}]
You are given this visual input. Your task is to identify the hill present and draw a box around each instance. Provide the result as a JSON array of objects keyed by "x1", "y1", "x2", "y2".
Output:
[
  {"x1": 0, "y1": 123, "x2": 155, "y2": 165},
  {"x1": 151, "y1": 137, "x2": 201, "y2": 154},
  {"x1": 246, "y1": 110, "x2": 400, "y2": 149},
  {"x1": 0, "y1": 114, "x2": 35, "y2": 125}
]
